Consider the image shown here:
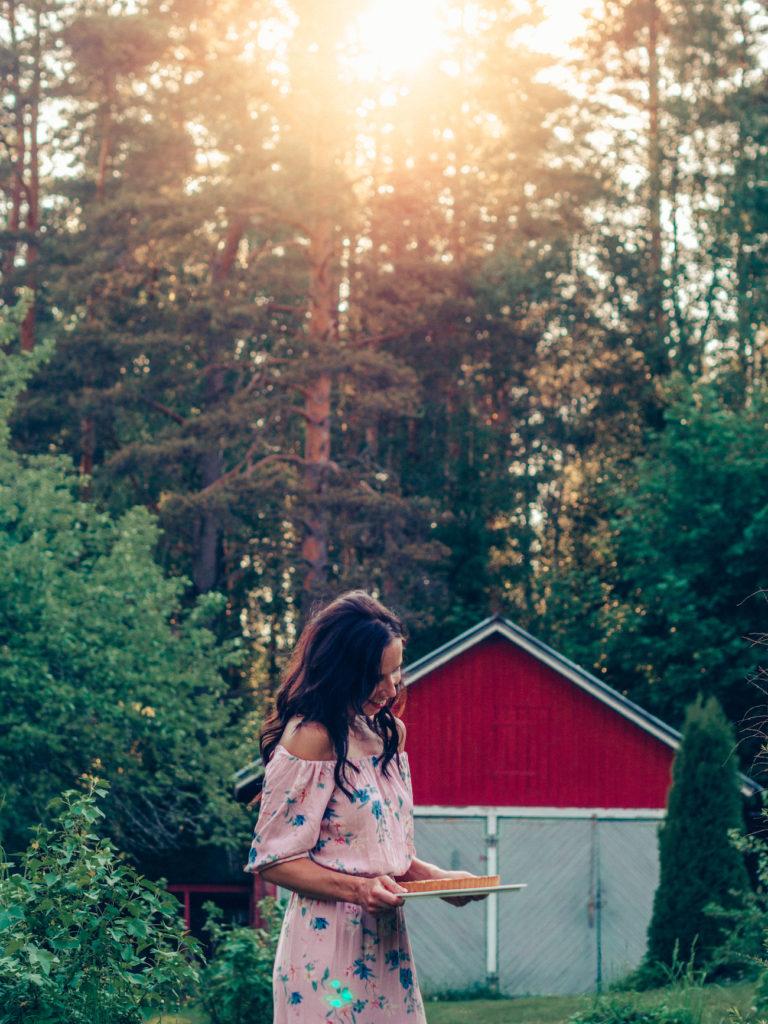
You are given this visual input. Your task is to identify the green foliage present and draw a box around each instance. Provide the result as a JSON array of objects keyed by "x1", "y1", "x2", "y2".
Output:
[
  {"x1": 0, "y1": 306, "x2": 250, "y2": 866},
  {"x1": 643, "y1": 694, "x2": 750, "y2": 977},
  {"x1": 550, "y1": 384, "x2": 768, "y2": 741},
  {"x1": 704, "y1": 829, "x2": 768, "y2": 981},
  {"x1": 0, "y1": 780, "x2": 200, "y2": 1024},
  {"x1": 425, "y1": 983, "x2": 507, "y2": 1001},
  {"x1": 751, "y1": 967, "x2": 768, "y2": 1019},
  {"x1": 707, "y1": 801, "x2": 768, "y2": 1008},
  {"x1": 568, "y1": 1000, "x2": 698, "y2": 1024},
  {"x1": 197, "y1": 897, "x2": 283, "y2": 1024},
  {"x1": 2, "y1": 0, "x2": 768, "y2": 728},
  {"x1": 579, "y1": 949, "x2": 709, "y2": 1024},
  {"x1": 614, "y1": 939, "x2": 708, "y2": 994}
]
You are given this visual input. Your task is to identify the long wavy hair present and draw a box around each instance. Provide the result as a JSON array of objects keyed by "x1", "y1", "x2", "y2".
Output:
[{"x1": 259, "y1": 590, "x2": 408, "y2": 800}]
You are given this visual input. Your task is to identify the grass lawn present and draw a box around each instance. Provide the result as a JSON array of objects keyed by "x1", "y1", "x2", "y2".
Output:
[
  {"x1": 146, "y1": 981, "x2": 756, "y2": 1024},
  {"x1": 423, "y1": 981, "x2": 755, "y2": 1024}
]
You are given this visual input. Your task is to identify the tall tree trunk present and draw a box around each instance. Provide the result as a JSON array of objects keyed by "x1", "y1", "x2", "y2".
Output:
[
  {"x1": 96, "y1": 81, "x2": 114, "y2": 202},
  {"x1": 301, "y1": 208, "x2": 334, "y2": 602},
  {"x1": 646, "y1": 0, "x2": 666, "y2": 377},
  {"x1": 19, "y1": 0, "x2": 41, "y2": 351},
  {"x1": 298, "y1": 25, "x2": 340, "y2": 611},
  {"x1": 192, "y1": 215, "x2": 246, "y2": 593},
  {"x1": 192, "y1": 439, "x2": 225, "y2": 592},
  {"x1": 2, "y1": 0, "x2": 24, "y2": 293},
  {"x1": 79, "y1": 415, "x2": 95, "y2": 499}
]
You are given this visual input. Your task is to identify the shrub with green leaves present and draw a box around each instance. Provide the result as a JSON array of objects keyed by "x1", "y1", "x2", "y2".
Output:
[
  {"x1": 569, "y1": 997, "x2": 698, "y2": 1024},
  {"x1": 705, "y1": 829, "x2": 768, "y2": 982},
  {"x1": 705, "y1": 827, "x2": 768, "y2": 1016},
  {"x1": 0, "y1": 303, "x2": 249, "y2": 868},
  {"x1": 197, "y1": 896, "x2": 284, "y2": 1024},
  {"x1": 0, "y1": 780, "x2": 200, "y2": 1024}
]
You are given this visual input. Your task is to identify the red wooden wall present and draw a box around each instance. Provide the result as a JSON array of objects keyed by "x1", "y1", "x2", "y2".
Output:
[{"x1": 401, "y1": 634, "x2": 675, "y2": 809}]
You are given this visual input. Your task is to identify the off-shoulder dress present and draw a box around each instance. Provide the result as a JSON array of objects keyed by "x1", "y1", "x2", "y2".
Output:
[{"x1": 244, "y1": 732, "x2": 427, "y2": 1023}]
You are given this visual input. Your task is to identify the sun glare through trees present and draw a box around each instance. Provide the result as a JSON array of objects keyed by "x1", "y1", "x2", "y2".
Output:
[{"x1": 341, "y1": 0, "x2": 594, "y2": 85}]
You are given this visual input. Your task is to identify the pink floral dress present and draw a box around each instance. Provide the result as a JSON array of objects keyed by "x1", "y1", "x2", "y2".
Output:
[{"x1": 244, "y1": 737, "x2": 427, "y2": 1023}]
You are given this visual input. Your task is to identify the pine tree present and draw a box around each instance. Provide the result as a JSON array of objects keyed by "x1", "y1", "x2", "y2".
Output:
[{"x1": 644, "y1": 693, "x2": 750, "y2": 978}]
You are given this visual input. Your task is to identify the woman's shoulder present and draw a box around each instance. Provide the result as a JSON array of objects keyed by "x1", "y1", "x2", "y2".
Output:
[{"x1": 279, "y1": 716, "x2": 335, "y2": 761}]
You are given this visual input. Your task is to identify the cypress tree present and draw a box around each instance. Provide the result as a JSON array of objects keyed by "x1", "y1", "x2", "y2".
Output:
[{"x1": 644, "y1": 693, "x2": 750, "y2": 976}]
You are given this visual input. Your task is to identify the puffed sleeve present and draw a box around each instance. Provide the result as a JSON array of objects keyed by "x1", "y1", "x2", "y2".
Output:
[
  {"x1": 243, "y1": 746, "x2": 335, "y2": 874},
  {"x1": 400, "y1": 754, "x2": 417, "y2": 861}
]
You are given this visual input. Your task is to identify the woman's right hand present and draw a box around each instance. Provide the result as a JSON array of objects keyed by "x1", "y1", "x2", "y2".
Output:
[{"x1": 353, "y1": 874, "x2": 407, "y2": 914}]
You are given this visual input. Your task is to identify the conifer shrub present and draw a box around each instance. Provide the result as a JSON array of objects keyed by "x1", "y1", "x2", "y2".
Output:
[
  {"x1": 0, "y1": 780, "x2": 200, "y2": 1024},
  {"x1": 640, "y1": 694, "x2": 750, "y2": 982}
]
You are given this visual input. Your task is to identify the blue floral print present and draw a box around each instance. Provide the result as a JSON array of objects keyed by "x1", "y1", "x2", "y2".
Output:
[{"x1": 244, "y1": 743, "x2": 425, "y2": 1021}]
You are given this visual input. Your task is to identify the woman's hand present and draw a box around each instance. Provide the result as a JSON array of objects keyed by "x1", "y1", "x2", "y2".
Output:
[
  {"x1": 437, "y1": 870, "x2": 490, "y2": 906},
  {"x1": 353, "y1": 874, "x2": 407, "y2": 914}
]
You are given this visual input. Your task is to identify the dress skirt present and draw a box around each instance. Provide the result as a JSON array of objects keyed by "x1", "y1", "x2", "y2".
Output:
[{"x1": 272, "y1": 892, "x2": 424, "y2": 1021}]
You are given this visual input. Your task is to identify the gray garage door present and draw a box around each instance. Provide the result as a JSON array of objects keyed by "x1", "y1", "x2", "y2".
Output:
[
  {"x1": 498, "y1": 817, "x2": 596, "y2": 995},
  {"x1": 405, "y1": 812, "x2": 661, "y2": 997},
  {"x1": 406, "y1": 815, "x2": 487, "y2": 995},
  {"x1": 598, "y1": 819, "x2": 661, "y2": 985}
]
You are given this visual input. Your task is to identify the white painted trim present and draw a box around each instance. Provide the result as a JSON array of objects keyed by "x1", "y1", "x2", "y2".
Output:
[
  {"x1": 485, "y1": 812, "x2": 498, "y2": 986},
  {"x1": 414, "y1": 804, "x2": 666, "y2": 820}
]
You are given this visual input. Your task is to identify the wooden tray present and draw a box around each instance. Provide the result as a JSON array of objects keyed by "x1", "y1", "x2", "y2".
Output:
[{"x1": 400, "y1": 883, "x2": 527, "y2": 900}]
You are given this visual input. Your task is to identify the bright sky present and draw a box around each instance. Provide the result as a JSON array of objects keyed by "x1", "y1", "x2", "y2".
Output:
[
  {"x1": 530, "y1": 0, "x2": 595, "y2": 56},
  {"x1": 346, "y1": 0, "x2": 596, "y2": 81}
]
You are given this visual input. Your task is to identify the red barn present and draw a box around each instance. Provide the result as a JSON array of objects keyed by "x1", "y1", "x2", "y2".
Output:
[{"x1": 399, "y1": 614, "x2": 761, "y2": 996}]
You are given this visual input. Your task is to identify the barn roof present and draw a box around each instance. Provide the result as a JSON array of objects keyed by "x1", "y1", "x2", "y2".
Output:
[{"x1": 403, "y1": 613, "x2": 762, "y2": 798}]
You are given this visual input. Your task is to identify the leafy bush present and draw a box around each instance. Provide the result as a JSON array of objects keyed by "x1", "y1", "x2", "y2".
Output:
[
  {"x1": 197, "y1": 896, "x2": 284, "y2": 1024},
  {"x1": 0, "y1": 306, "x2": 248, "y2": 868},
  {"x1": 0, "y1": 780, "x2": 200, "y2": 1024},
  {"x1": 613, "y1": 939, "x2": 705, "y2": 993},
  {"x1": 425, "y1": 983, "x2": 506, "y2": 1001},
  {"x1": 752, "y1": 967, "x2": 768, "y2": 1018},
  {"x1": 569, "y1": 997, "x2": 698, "y2": 1024},
  {"x1": 706, "y1": 829, "x2": 768, "y2": 982}
]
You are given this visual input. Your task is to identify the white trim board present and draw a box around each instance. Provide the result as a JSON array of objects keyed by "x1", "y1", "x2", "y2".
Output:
[{"x1": 414, "y1": 805, "x2": 666, "y2": 820}]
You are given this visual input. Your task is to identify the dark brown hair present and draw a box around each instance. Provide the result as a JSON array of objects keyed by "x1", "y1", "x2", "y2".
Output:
[{"x1": 260, "y1": 589, "x2": 408, "y2": 800}]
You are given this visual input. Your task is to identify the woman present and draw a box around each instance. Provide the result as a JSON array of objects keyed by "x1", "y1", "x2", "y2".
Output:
[{"x1": 244, "y1": 589, "x2": 486, "y2": 1022}]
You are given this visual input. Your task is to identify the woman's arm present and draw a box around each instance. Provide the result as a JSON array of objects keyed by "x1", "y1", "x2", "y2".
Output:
[{"x1": 260, "y1": 857, "x2": 406, "y2": 914}]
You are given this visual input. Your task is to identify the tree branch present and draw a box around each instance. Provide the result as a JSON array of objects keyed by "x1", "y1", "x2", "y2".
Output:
[{"x1": 142, "y1": 398, "x2": 187, "y2": 426}]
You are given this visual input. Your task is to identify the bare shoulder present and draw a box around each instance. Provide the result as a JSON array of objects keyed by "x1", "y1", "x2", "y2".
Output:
[
  {"x1": 394, "y1": 716, "x2": 406, "y2": 753},
  {"x1": 280, "y1": 716, "x2": 335, "y2": 761}
]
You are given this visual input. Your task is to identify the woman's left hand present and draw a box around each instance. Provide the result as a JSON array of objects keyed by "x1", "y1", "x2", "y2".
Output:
[{"x1": 437, "y1": 870, "x2": 489, "y2": 906}]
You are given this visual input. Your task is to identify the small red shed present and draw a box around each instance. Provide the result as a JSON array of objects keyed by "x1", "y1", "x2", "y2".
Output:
[{"x1": 399, "y1": 614, "x2": 761, "y2": 996}]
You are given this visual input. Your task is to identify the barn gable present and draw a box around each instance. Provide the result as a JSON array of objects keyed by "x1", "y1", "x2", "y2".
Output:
[{"x1": 402, "y1": 615, "x2": 760, "y2": 809}]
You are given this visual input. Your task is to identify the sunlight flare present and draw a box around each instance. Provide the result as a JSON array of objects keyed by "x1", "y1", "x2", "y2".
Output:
[
  {"x1": 345, "y1": 0, "x2": 449, "y2": 80},
  {"x1": 525, "y1": 0, "x2": 596, "y2": 56}
]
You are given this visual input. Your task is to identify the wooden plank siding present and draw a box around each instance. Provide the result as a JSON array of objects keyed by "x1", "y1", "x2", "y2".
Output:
[{"x1": 402, "y1": 634, "x2": 675, "y2": 809}]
